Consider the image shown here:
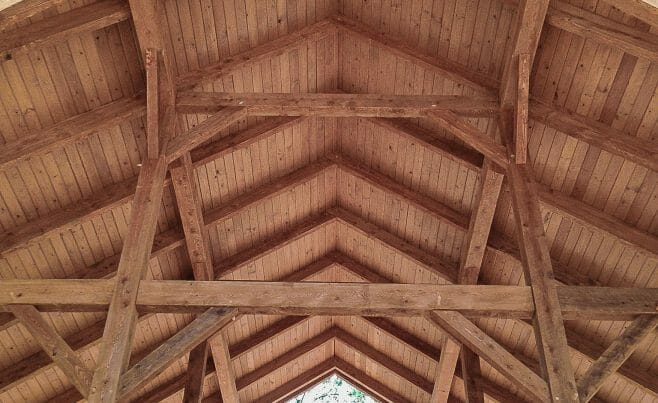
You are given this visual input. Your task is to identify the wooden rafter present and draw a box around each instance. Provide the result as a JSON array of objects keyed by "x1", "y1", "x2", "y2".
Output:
[
  {"x1": 117, "y1": 307, "x2": 236, "y2": 401},
  {"x1": 209, "y1": 332, "x2": 240, "y2": 402},
  {"x1": 600, "y1": 0, "x2": 658, "y2": 27},
  {"x1": 0, "y1": 0, "x2": 67, "y2": 31},
  {"x1": 547, "y1": 1, "x2": 658, "y2": 64},
  {"x1": 431, "y1": 338, "x2": 461, "y2": 402},
  {"x1": 577, "y1": 316, "x2": 658, "y2": 402},
  {"x1": 507, "y1": 163, "x2": 579, "y2": 402},
  {"x1": 88, "y1": 0, "x2": 176, "y2": 398},
  {"x1": 86, "y1": 156, "x2": 168, "y2": 403},
  {"x1": 0, "y1": 0, "x2": 130, "y2": 60},
  {"x1": 428, "y1": 311, "x2": 549, "y2": 401},
  {"x1": 8, "y1": 305, "x2": 92, "y2": 397}
]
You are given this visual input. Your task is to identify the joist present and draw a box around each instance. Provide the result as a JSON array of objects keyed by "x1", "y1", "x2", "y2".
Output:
[
  {"x1": 529, "y1": 98, "x2": 658, "y2": 173},
  {"x1": 600, "y1": 0, "x2": 658, "y2": 27},
  {"x1": 425, "y1": 110, "x2": 509, "y2": 169},
  {"x1": 428, "y1": 311, "x2": 550, "y2": 401},
  {"x1": 165, "y1": 107, "x2": 248, "y2": 163},
  {"x1": 117, "y1": 307, "x2": 237, "y2": 401},
  {"x1": 328, "y1": 15, "x2": 498, "y2": 93},
  {"x1": 577, "y1": 316, "x2": 658, "y2": 402},
  {"x1": 176, "y1": 92, "x2": 500, "y2": 117},
  {"x1": 0, "y1": 0, "x2": 131, "y2": 60},
  {"x1": 0, "y1": 0, "x2": 67, "y2": 31},
  {"x1": 0, "y1": 116, "x2": 304, "y2": 258},
  {"x1": 87, "y1": 156, "x2": 168, "y2": 403},
  {"x1": 208, "y1": 333, "x2": 240, "y2": 403},
  {"x1": 8, "y1": 305, "x2": 92, "y2": 397},
  {"x1": 0, "y1": 93, "x2": 146, "y2": 172},
  {"x1": 2, "y1": 279, "x2": 656, "y2": 319},
  {"x1": 507, "y1": 163, "x2": 579, "y2": 402},
  {"x1": 373, "y1": 119, "x2": 658, "y2": 255},
  {"x1": 457, "y1": 160, "x2": 504, "y2": 284},
  {"x1": 460, "y1": 348, "x2": 485, "y2": 403},
  {"x1": 336, "y1": 15, "x2": 658, "y2": 172},
  {"x1": 335, "y1": 328, "x2": 434, "y2": 394},
  {"x1": 430, "y1": 338, "x2": 461, "y2": 402},
  {"x1": 499, "y1": 0, "x2": 550, "y2": 106},
  {"x1": 176, "y1": 19, "x2": 334, "y2": 90},
  {"x1": 547, "y1": 1, "x2": 658, "y2": 64},
  {"x1": 170, "y1": 151, "x2": 215, "y2": 402}
]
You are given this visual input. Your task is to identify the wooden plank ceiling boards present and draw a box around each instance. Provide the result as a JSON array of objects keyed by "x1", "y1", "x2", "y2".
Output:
[{"x1": 0, "y1": 1, "x2": 657, "y2": 402}]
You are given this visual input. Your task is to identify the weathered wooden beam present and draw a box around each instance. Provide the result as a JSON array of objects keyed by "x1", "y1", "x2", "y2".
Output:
[
  {"x1": 428, "y1": 311, "x2": 550, "y2": 402},
  {"x1": 0, "y1": 0, "x2": 130, "y2": 60},
  {"x1": 8, "y1": 305, "x2": 92, "y2": 397},
  {"x1": 165, "y1": 107, "x2": 248, "y2": 163},
  {"x1": 87, "y1": 156, "x2": 168, "y2": 403},
  {"x1": 117, "y1": 307, "x2": 237, "y2": 401},
  {"x1": 176, "y1": 92, "x2": 500, "y2": 117},
  {"x1": 600, "y1": 0, "x2": 658, "y2": 28},
  {"x1": 0, "y1": 0, "x2": 67, "y2": 31},
  {"x1": 458, "y1": 161, "x2": 504, "y2": 284},
  {"x1": 460, "y1": 348, "x2": 485, "y2": 403},
  {"x1": 170, "y1": 151, "x2": 216, "y2": 402},
  {"x1": 425, "y1": 110, "x2": 509, "y2": 169},
  {"x1": 3, "y1": 279, "x2": 656, "y2": 319},
  {"x1": 513, "y1": 53, "x2": 530, "y2": 163},
  {"x1": 431, "y1": 338, "x2": 461, "y2": 402},
  {"x1": 577, "y1": 316, "x2": 658, "y2": 402},
  {"x1": 209, "y1": 332, "x2": 240, "y2": 403},
  {"x1": 547, "y1": 1, "x2": 658, "y2": 64},
  {"x1": 183, "y1": 342, "x2": 210, "y2": 403},
  {"x1": 507, "y1": 162, "x2": 579, "y2": 402},
  {"x1": 499, "y1": 0, "x2": 550, "y2": 106},
  {"x1": 529, "y1": 99, "x2": 658, "y2": 173},
  {"x1": 170, "y1": 153, "x2": 214, "y2": 281}
]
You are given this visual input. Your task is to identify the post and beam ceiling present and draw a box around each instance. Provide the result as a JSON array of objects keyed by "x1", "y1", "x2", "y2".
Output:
[{"x1": 0, "y1": 1, "x2": 657, "y2": 403}]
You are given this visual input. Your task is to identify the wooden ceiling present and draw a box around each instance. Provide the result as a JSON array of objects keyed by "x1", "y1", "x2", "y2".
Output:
[{"x1": 0, "y1": 0, "x2": 657, "y2": 402}]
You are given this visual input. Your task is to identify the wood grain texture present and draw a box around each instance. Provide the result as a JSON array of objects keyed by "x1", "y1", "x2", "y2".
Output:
[
  {"x1": 0, "y1": 0, "x2": 130, "y2": 59},
  {"x1": 577, "y1": 316, "x2": 658, "y2": 402},
  {"x1": 87, "y1": 156, "x2": 168, "y2": 403}
]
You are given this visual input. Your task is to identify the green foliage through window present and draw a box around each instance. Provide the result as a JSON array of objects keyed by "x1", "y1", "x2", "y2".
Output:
[{"x1": 287, "y1": 374, "x2": 377, "y2": 402}]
